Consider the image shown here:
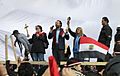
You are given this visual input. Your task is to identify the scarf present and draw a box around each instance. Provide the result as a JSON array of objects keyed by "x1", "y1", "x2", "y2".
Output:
[
  {"x1": 73, "y1": 36, "x2": 80, "y2": 52},
  {"x1": 35, "y1": 32, "x2": 45, "y2": 36}
]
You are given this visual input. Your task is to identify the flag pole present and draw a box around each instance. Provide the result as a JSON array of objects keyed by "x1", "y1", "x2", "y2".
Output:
[{"x1": 5, "y1": 35, "x2": 8, "y2": 61}]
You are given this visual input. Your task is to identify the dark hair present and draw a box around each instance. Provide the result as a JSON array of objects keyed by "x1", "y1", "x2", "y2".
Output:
[
  {"x1": 59, "y1": 20, "x2": 62, "y2": 27},
  {"x1": 117, "y1": 27, "x2": 120, "y2": 32},
  {"x1": 12, "y1": 30, "x2": 19, "y2": 35},
  {"x1": 6, "y1": 60, "x2": 17, "y2": 76},
  {"x1": 36, "y1": 25, "x2": 42, "y2": 31},
  {"x1": 18, "y1": 62, "x2": 34, "y2": 76},
  {"x1": 103, "y1": 56, "x2": 120, "y2": 76},
  {"x1": 66, "y1": 58, "x2": 79, "y2": 66},
  {"x1": 56, "y1": 20, "x2": 62, "y2": 27},
  {"x1": 102, "y1": 17, "x2": 109, "y2": 23}
]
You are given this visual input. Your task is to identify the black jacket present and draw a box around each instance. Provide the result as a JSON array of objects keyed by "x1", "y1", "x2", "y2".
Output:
[
  {"x1": 98, "y1": 25, "x2": 112, "y2": 48},
  {"x1": 103, "y1": 56, "x2": 120, "y2": 76},
  {"x1": 114, "y1": 32, "x2": 120, "y2": 42},
  {"x1": 30, "y1": 33, "x2": 49, "y2": 53},
  {"x1": 48, "y1": 28, "x2": 69, "y2": 50},
  {"x1": 114, "y1": 32, "x2": 120, "y2": 52}
]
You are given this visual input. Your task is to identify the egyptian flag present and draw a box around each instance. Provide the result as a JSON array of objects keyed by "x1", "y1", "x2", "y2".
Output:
[
  {"x1": 79, "y1": 36, "x2": 109, "y2": 55},
  {"x1": 49, "y1": 56, "x2": 60, "y2": 76}
]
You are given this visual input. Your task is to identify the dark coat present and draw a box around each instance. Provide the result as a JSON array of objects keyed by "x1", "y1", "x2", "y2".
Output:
[
  {"x1": 30, "y1": 33, "x2": 49, "y2": 54},
  {"x1": 103, "y1": 56, "x2": 120, "y2": 76},
  {"x1": 68, "y1": 28, "x2": 86, "y2": 52},
  {"x1": 98, "y1": 25, "x2": 112, "y2": 48},
  {"x1": 114, "y1": 32, "x2": 120, "y2": 52},
  {"x1": 48, "y1": 28, "x2": 69, "y2": 50}
]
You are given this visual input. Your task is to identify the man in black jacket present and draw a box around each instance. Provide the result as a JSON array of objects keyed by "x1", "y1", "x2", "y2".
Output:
[
  {"x1": 98, "y1": 17, "x2": 112, "y2": 48},
  {"x1": 48, "y1": 20, "x2": 69, "y2": 65}
]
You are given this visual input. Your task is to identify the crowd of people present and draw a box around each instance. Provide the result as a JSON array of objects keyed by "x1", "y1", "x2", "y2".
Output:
[
  {"x1": 1, "y1": 56, "x2": 120, "y2": 76},
  {"x1": 12, "y1": 17, "x2": 115, "y2": 62},
  {"x1": 1, "y1": 16, "x2": 120, "y2": 76}
]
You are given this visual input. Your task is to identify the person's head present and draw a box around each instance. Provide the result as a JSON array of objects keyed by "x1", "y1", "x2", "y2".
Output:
[
  {"x1": 18, "y1": 62, "x2": 34, "y2": 76},
  {"x1": 76, "y1": 27, "x2": 83, "y2": 35},
  {"x1": 55, "y1": 20, "x2": 62, "y2": 28},
  {"x1": 101, "y1": 17, "x2": 109, "y2": 26},
  {"x1": 12, "y1": 30, "x2": 19, "y2": 37},
  {"x1": 103, "y1": 56, "x2": 120, "y2": 76},
  {"x1": 72, "y1": 63, "x2": 82, "y2": 72},
  {"x1": 0, "y1": 63, "x2": 8, "y2": 76},
  {"x1": 35, "y1": 25, "x2": 42, "y2": 32},
  {"x1": 67, "y1": 58, "x2": 82, "y2": 72},
  {"x1": 117, "y1": 27, "x2": 120, "y2": 33}
]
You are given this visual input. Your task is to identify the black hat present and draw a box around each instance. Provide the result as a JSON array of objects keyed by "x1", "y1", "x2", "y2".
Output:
[
  {"x1": 12, "y1": 30, "x2": 19, "y2": 35},
  {"x1": 66, "y1": 58, "x2": 81, "y2": 67}
]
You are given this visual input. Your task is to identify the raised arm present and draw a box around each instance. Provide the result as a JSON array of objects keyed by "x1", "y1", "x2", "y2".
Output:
[
  {"x1": 67, "y1": 17, "x2": 76, "y2": 37},
  {"x1": 48, "y1": 26, "x2": 54, "y2": 39},
  {"x1": 68, "y1": 28, "x2": 76, "y2": 37}
]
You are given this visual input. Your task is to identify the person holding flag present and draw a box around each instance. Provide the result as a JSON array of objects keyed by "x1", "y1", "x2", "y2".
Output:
[{"x1": 67, "y1": 17, "x2": 86, "y2": 59}]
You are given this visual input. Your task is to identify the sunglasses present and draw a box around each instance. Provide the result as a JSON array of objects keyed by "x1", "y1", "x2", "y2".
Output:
[{"x1": 36, "y1": 27, "x2": 40, "y2": 30}]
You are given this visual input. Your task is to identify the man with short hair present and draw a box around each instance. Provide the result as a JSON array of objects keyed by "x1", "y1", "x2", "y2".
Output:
[
  {"x1": 98, "y1": 17, "x2": 112, "y2": 48},
  {"x1": 12, "y1": 30, "x2": 31, "y2": 58},
  {"x1": 48, "y1": 20, "x2": 69, "y2": 65}
]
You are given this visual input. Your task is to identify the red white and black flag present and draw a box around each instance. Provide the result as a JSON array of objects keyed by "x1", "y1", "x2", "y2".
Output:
[{"x1": 79, "y1": 36, "x2": 109, "y2": 54}]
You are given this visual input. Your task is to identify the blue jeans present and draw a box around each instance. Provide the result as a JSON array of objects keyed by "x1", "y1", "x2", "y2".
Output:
[{"x1": 31, "y1": 53, "x2": 44, "y2": 61}]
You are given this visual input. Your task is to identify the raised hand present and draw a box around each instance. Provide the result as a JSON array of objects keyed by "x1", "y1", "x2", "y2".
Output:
[
  {"x1": 67, "y1": 17, "x2": 71, "y2": 28},
  {"x1": 50, "y1": 25, "x2": 54, "y2": 32}
]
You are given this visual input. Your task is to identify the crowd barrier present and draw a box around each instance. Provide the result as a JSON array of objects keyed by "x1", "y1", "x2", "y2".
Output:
[{"x1": 0, "y1": 61, "x2": 108, "y2": 66}]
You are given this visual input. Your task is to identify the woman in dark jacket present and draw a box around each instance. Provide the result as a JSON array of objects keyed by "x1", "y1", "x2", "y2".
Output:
[
  {"x1": 68, "y1": 27, "x2": 86, "y2": 59},
  {"x1": 113, "y1": 27, "x2": 120, "y2": 56},
  {"x1": 67, "y1": 17, "x2": 86, "y2": 59},
  {"x1": 31, "y1": 25, "x2": 49, "y2": 61}
]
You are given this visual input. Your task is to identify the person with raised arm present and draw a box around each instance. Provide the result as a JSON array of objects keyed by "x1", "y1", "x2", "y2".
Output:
[
  {"x1": 48, "y1": 20, "x2": 69, "y2": 65},
  {"x1": 67, "y1": 17, "x2": 86, "y2": 59}
]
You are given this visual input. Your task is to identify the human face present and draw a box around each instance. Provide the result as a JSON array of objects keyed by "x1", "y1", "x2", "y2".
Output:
[
  {"x1": 76, "y1": 27, "x2": 82, "y2": 34},
  {"x1": 36, "y1": 26, "x2": 41, "y2": 32},
  {"x1": 101, "y1": 19, "x2": 107, "y2": 26},
  {"x1": 14, "y1": 33, "x2": 18, "y2": 37},
  {"x1": 74, "y1": 64, "x2": 82, "y2": 72},
  {"x1": 55, "y1": 20, "x2": 61, "y2": 28}
]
